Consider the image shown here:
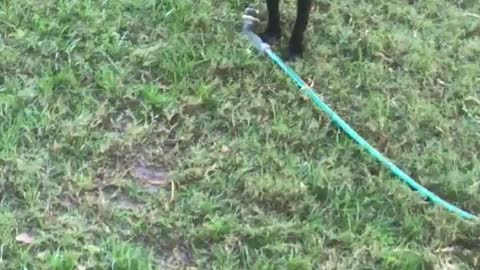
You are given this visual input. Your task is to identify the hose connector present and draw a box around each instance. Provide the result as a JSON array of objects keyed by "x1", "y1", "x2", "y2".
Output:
[
  {"x1": 242, "y1": 7, "x2": 260, "y2": 32},
  {"x1": 241, "y1": 7, "x2": 270, "y2": 54}
]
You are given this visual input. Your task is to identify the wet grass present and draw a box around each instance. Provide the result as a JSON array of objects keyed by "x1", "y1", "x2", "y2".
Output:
[{"x1": 1, "y1": 0, "x2": 480, "y2": 269}]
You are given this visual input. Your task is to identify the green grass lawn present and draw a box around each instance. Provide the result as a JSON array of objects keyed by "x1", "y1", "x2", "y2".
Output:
[{"x1": 1, "y1": 0, "x2": 480, "y2": 269}]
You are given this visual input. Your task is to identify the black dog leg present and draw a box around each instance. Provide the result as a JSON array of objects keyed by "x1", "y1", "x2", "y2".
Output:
[
  {"x1": 288, "y1": 0, "x2": 312, "y2": 61},
  {"x1": 260, "y1": 0, "x2": 281, "y2": 45}
]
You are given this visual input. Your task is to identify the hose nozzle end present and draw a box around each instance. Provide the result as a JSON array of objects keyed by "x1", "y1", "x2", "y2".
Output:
[
  {"x1": 241, "y1": 6, "x2": 270, "y2": 54},
  {"x1": 242, "y1": 7, "x2": 260, "y2": 32}
]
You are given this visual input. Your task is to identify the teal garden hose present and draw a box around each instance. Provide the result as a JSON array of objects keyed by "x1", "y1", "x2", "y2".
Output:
[{"x1": 241, "y1": 7, "x2": 477, "y2": 220}]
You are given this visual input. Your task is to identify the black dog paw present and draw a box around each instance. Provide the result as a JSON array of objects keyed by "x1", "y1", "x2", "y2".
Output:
[
  {"x1": 285, "y1": 48, "x2": 302, "y2": 62},
  {"x1": 259, "y1": 30, "x2": 281, "y2": 46}
]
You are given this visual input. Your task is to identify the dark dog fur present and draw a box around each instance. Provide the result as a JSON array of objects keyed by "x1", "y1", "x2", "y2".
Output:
[{"x1": 260, "y1": 0, "x2": 312, "y2": 61}]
